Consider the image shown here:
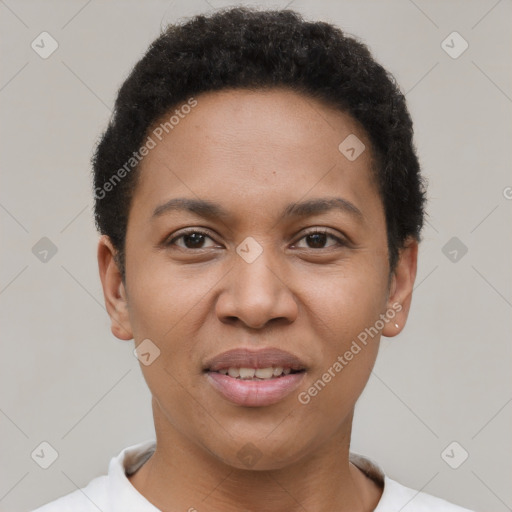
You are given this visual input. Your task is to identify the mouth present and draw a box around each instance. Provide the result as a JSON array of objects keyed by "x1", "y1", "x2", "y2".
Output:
[
  {"x1": 203, "y1": 348, "x2": 307, "y2": 407},
  {"x1": 211, "y1": 366, "x2": 304, "y2": 380}
]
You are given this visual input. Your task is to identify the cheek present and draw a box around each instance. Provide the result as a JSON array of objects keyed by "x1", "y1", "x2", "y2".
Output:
[
  {"x1": 126, "y1": 255, "x2": 214, "y2": 339},
  {"x1": 300, "y1": 259, "x2": 389, "y2": 337},
  {"x1": 297, "y1": 261, "x2": 387, "y2": 405},
  {"x1": 297, "y1": 278, "x2": 384, "y2": 425},
  {"x1": 126, "y1": 257, "x2": 230, "y2": 399}
]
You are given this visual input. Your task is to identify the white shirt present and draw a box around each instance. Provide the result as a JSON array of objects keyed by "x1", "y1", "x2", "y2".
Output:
[{"x1": 31, "y1": 439, "x2": 475, "y2": 512}]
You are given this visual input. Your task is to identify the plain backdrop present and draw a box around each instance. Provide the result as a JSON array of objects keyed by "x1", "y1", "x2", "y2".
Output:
[{"x1": 1, "y1": 1, "x2": 511, "y2": 511}]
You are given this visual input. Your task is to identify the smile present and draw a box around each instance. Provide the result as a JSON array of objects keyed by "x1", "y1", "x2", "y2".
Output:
[
  {"x1": 214, "y1": 366, "x2": 302, "y2": 380},
  {"x1": 203, "y1": 348, "x2": 307, "y2": 407}
]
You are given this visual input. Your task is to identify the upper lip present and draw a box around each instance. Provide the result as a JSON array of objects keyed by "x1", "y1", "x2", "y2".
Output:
[{"x1": 203, "y1": 348, "x2": 307, "y2": 372}]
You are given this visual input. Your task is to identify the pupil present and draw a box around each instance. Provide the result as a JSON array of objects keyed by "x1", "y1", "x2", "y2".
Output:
[
  {"x1": 185, "y1": 233, "x2": 204, "y2": 248},
  {"x1": 183, "y1": 233, "x2": 327, "y2": 249},
  {"x1": 308, "y1": 233, "x2": 326, "y2": 248}
]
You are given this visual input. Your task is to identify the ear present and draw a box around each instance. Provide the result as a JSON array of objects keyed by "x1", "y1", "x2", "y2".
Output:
[
  {"x1": 382, "y1": 237, "x2": 419, "y2": 338},
  {"x1": 97, "y1": 235, "x2": 133, "y2": 341}
]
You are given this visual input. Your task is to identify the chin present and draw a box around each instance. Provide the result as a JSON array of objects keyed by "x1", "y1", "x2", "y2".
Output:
[{"x1": 203, "y1": 429, "x2": 318, "y2": 471}]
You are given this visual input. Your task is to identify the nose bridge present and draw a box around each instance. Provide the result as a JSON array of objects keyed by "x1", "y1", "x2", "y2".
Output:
[
  {"x1": 237, "y1": 240, "x2": 280, "y2": 293},
  {"x1": 217, "y1": 237, "x2": 297, "y2": 328}
]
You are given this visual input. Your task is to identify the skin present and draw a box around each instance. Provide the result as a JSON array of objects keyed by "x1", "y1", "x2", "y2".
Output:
[{"x1": 98, "y1": 88, "x2": 418, "y2": 512}]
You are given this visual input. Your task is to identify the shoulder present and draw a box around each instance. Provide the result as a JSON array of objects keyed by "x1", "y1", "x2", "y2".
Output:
[
  {"x1": 30, "y1": 475, "x2": 109, "y2": 512},
  {"x1": 350, "y1": 452, "x2": 475, "y2": 512},
  {"x1": 30, "y1": 439, "x2": 157, "y2": 512},
  {"x1": 376, "y1": 475, "x2": 476, "y2": 512}
]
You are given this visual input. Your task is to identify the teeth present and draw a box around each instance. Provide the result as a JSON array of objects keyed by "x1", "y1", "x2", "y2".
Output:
[
  {"x1": 239, "y1": 367, "x2": 256, "y2": 379},
  {"x1": 273, "y1": 366, "x2": 283, "y2": 376},
  {"x1": 227, "y1": 367, "x2": 240, "y2": 378},
  {"x1": 255, "y1": 367, "x2": 274, "y2": 379},
  {"x1": 217, "y1": 366, "x2": 299, "y2": 380}
]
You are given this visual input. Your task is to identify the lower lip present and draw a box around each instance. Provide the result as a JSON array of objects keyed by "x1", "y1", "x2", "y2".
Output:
[{"x1": 206, "y1": 371, "x2": 305, "y2": 407}]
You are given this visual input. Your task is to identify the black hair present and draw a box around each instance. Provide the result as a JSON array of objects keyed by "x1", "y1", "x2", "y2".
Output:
[{"x1": 92, "y1": 6, "x2": 426, "y2": 283}]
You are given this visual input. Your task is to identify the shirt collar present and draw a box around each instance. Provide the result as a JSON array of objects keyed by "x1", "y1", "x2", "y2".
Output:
[
  {"x1": 108, "y1": 439, "x2": 159, "y2": 512},
  {"x1": 109, "y1": 439, "x2": 387, "y2": 511},
  {"x1": 349, "y1": 451, "x2": 385, "y2": 488}
]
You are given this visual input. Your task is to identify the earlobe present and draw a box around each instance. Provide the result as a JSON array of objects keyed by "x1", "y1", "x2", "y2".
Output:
[
  {"x1": 382, "y1": 237, "x2": 419, "y2": 338},
  {"x1": 97, "y1": 235, "x2": 133, "y2": 341}
]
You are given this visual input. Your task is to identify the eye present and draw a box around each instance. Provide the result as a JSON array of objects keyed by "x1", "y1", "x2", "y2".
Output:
[
  {"x1": 293, "y1": 229, "x2": 347, "y2": 249},
  {"x1": 165, "y1": 229, "x2": 219, "y2": 250},
  {"x1": 164, "y1": 228, "x2": 347, "y2": 251}
]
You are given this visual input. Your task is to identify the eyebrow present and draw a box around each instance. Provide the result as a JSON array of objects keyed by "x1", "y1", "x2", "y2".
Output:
[{"x1": 151, "y1": 197, "x2": 364, "y2": 223}]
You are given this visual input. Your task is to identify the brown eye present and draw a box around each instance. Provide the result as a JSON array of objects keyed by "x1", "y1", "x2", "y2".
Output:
[
  {"x1": 294, "y1": 229, "x2": 346, "y2": 249},
  {"x1": 166, "y1": 230, "x2": 218, "y2": 249}
]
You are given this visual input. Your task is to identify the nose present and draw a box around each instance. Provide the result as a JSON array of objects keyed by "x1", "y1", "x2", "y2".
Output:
[{"x1": 215, "y1": 246, "x2": 298, "y2": 330}]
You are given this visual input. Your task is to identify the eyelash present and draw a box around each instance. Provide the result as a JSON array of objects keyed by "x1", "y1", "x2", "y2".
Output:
[{"x1": 165, "y1": 228, "x2": 347, "y2": 250}]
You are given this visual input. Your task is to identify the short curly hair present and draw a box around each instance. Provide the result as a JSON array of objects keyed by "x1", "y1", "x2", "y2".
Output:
[{"x1": 92, "y1": 6, "x2": 426, "y2": 284}]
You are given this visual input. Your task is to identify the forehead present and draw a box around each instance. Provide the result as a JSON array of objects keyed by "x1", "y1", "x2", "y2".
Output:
[{"x1": 129, "y1": 88, "x2": 381, "y2": 227}]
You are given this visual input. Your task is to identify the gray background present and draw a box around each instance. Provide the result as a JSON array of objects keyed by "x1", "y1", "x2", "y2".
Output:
[{"x1": 1, "y1": 1, "x2": 511, "y2": 511}]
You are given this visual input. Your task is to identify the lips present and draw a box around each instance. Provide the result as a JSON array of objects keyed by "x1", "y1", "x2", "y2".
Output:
[
  {"x1": 203, "y1": 347, "x2": 307, "y2": 372},
  {"x1": 203, "y1": 348, "x2": 307, "y2": 407}
]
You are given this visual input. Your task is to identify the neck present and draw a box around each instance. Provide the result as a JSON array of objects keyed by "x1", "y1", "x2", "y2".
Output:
[{"x1": 128, "y1": 401, "x2": 382, "y2": 512}]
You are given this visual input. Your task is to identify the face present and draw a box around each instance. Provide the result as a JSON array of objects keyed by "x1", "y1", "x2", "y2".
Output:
[{"x1": 98, "y1": 88, "x2": 417, "y2": 469}]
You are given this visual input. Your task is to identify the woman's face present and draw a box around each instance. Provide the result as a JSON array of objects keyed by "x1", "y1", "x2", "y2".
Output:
[{"x1": 99, "y1": 88, "x2": 417, "y2": 469}]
